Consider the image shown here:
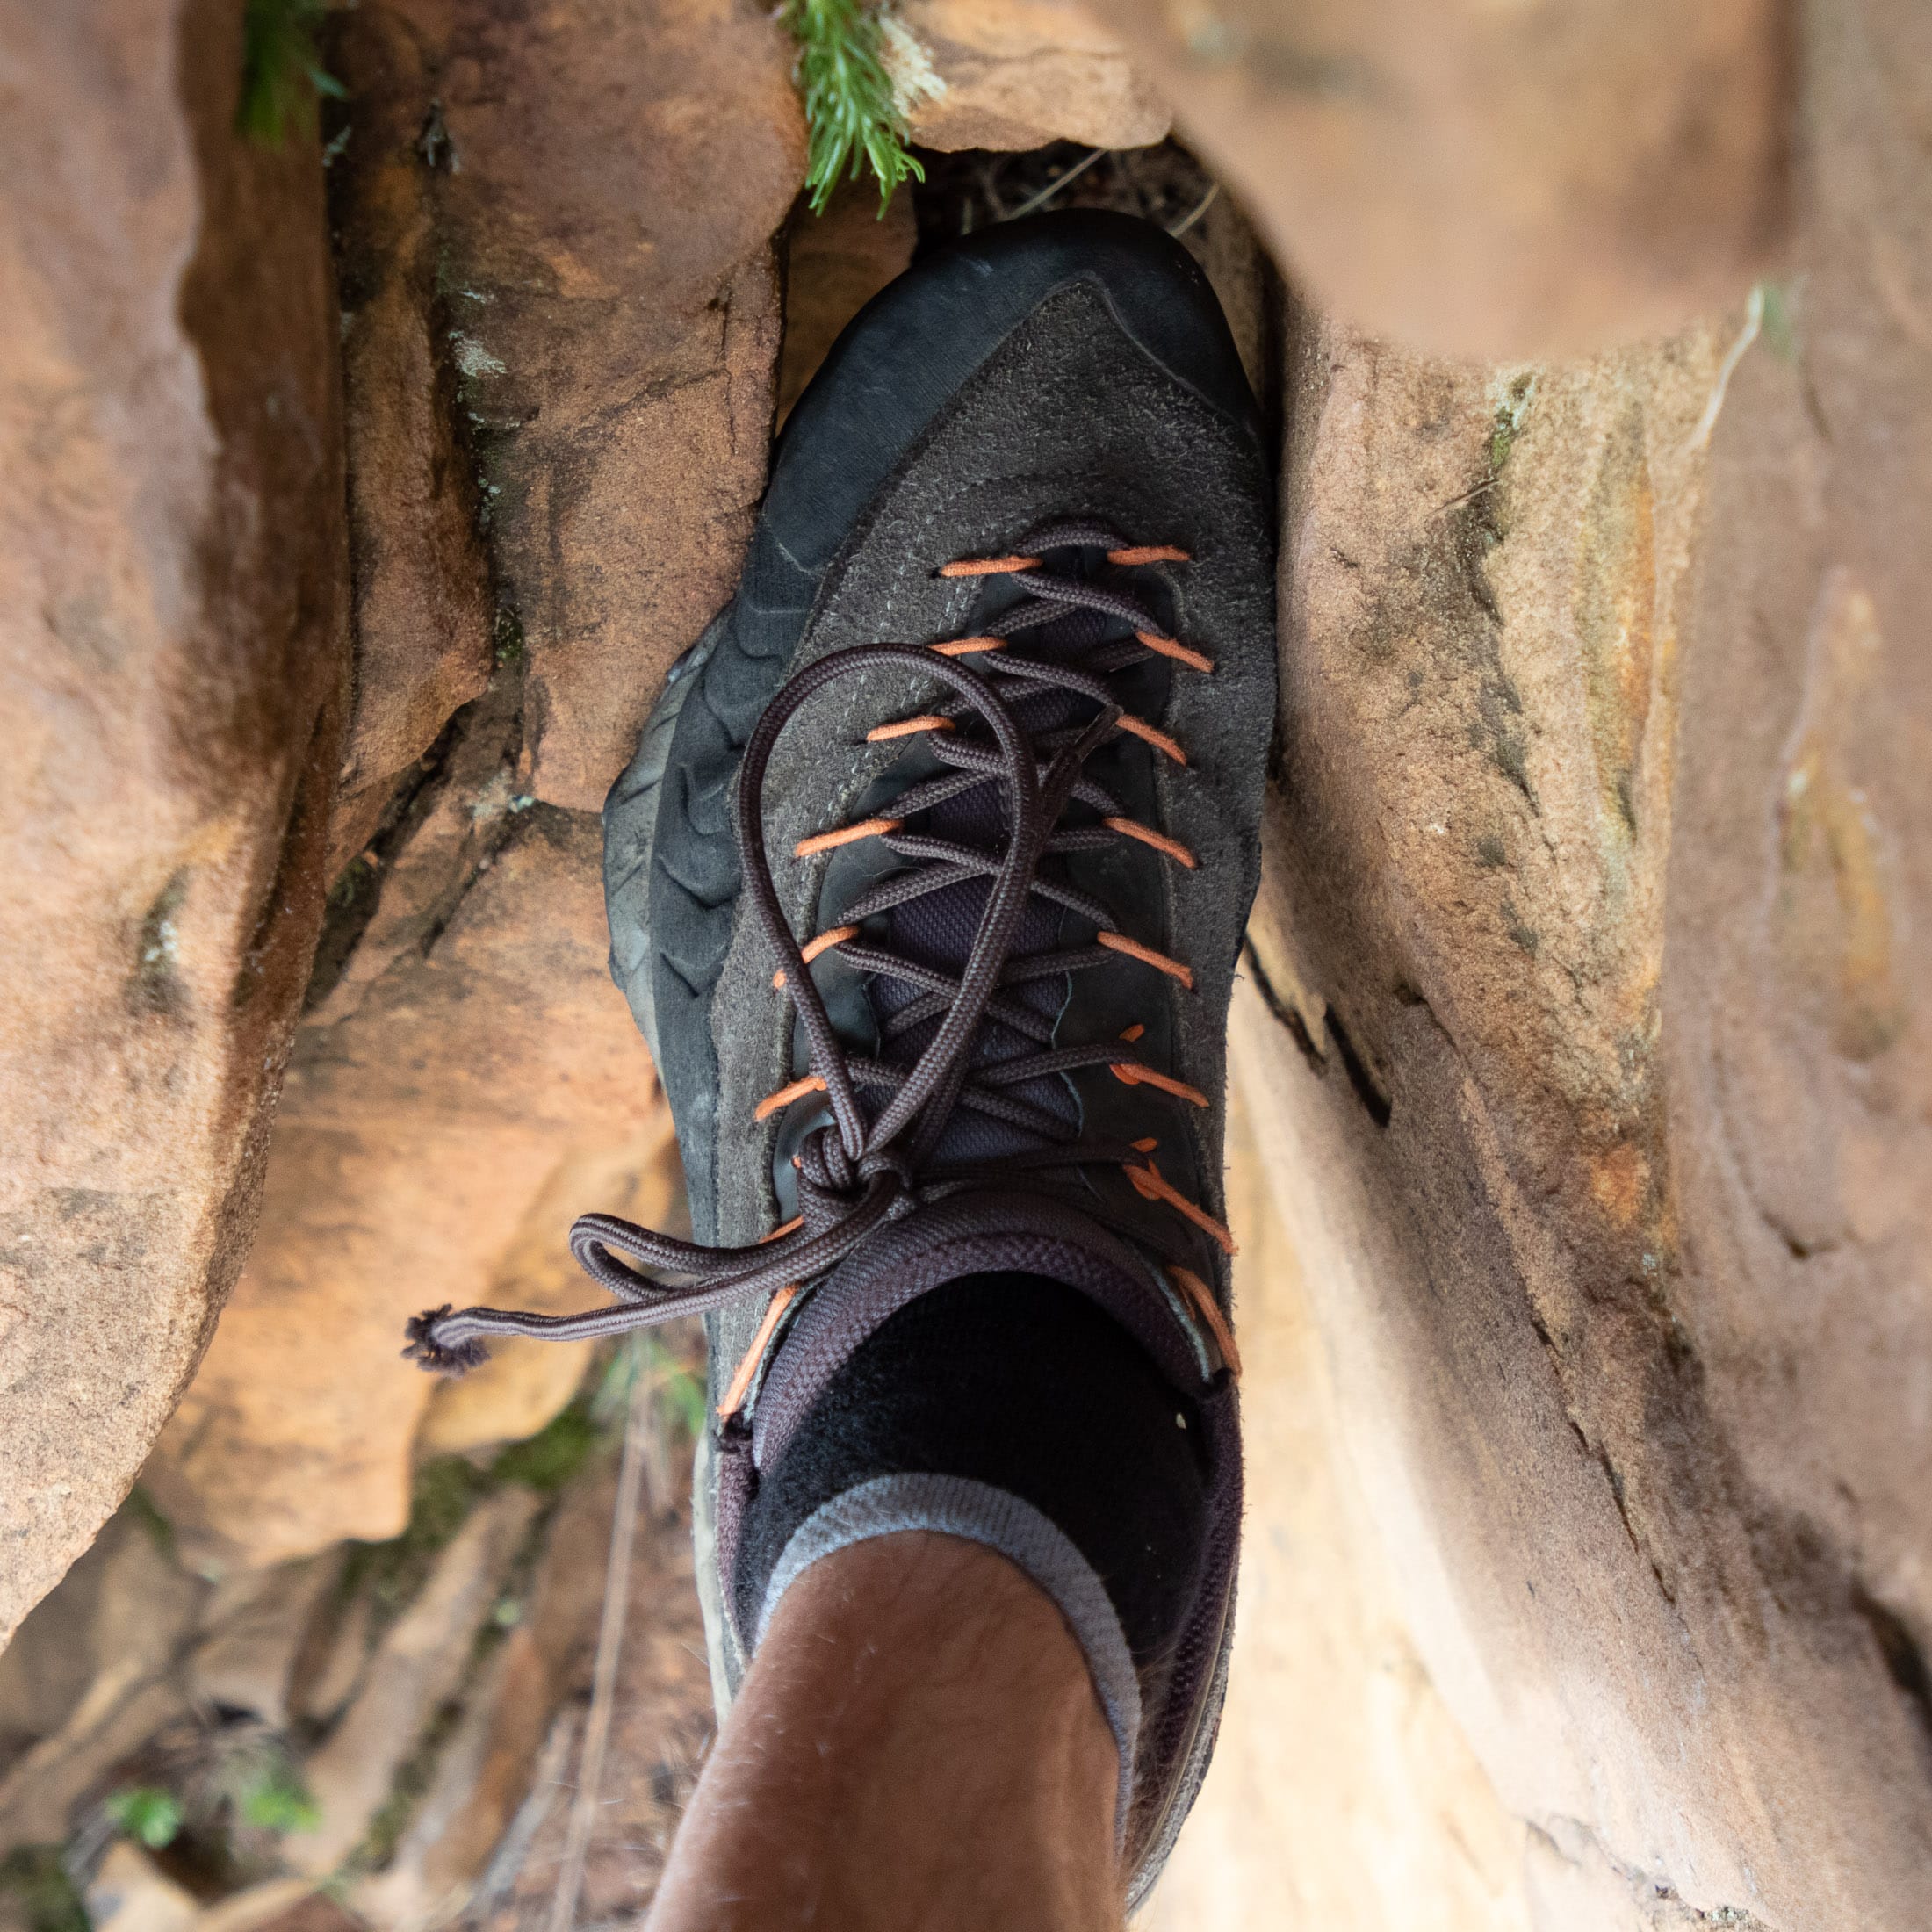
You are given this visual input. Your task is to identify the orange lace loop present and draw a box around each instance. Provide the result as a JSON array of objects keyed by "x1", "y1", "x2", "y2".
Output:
[
  {"x1": 1128, "y1": 1159, "x2": 1236, "y2": 1256},
  {"x1": 717, "y1": 1283, "x2": 801, "y2": 1418},
  {"x1": 1116, "y1": 714, "x2": 1188, "y2": 764},
  {"x1": 1107, "y1": 544, "x2": 1191, "y2": 566},
  {"x1": 1105, "y1": 816, "x2": 1197, "y2": 869},
  {"x1": 867, "y1": 715, "x2": 956, "y2": 741},
  {"x1": 1171, "y1": 1264, "x2": 1241, "y2": 1379},
  {"x1": 931, "y1": 635, "x2": 1006, "y2": 657},
  {"x1": 754, "y1": 1072, "x2": 828, "y2": 1121},
  {"x1": 1111, "y1": 1063, "x2": 1209, "y2": 1107},
  {"x1": 1097, "y1": 930, "x2": 1195, "y2": 989},
  {"x1": 772, "y1": 926, "x2": 860, "y2": 988},
  {"x1": 938, "y1": 554, "x2": 1041, "y2": 577},
  {"x1": 794, "y1": 817, "x2": 899, "y2": 857},
  {"x1": 1135, "y1": 630, "x2": 1215, "y2": 674},
  {"x1": 1119, "y1": 1022, "x2": 1145, "y2": 1042}
]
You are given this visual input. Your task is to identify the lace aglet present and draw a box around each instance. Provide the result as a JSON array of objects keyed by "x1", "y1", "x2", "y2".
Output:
[{"x1": 402, "y1": 1304, "x2": 490, "y2": 1377}]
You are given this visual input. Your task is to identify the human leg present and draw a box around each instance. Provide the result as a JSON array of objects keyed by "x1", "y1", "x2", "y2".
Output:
[{"x1": 648, "y1": 1532, "x2": 1121, "y2": 1932}]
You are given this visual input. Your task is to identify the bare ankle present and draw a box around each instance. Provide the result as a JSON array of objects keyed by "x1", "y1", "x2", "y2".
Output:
[{"x1": 647, "y1": 1532, "x2": 1123, "y2": 1932}]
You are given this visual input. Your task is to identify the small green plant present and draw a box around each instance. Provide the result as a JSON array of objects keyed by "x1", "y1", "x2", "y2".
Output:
[
  {"x1": 238, "y1": 0, "x2": 345, "y2": 147},
  {"x1": 491, "y1": 1397, "x2": 601, "y2": 1495},
  {"x1": 336, "y1": 1453, "x2": 490, "y2": 1633},
  {"x1": 125, "y1": 1486, "x2": 177, "y2": 1558},
  {"x1": 104, "y1": 1788, "x2": 183, "y2": 1850},
  {"x1": 782, "y1": 0, "x2": 923, "y2": 215},
  {"x1": 0, "y1": 1849, "x2": 89, "y2": 1932},
  {"x1": 659, "y1": 1350, "x2": 708, "y2": 1443},
  {"x1": 595, "y1": 1334, "x2": 706, "y2": 1441},
  {"x1": 236, "y1": 1763, "x2": 321, "y2": 1837}
]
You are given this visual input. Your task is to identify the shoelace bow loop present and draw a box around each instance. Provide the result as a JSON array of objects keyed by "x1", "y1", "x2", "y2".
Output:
[{"x1": 402, "y1": 530, "x2": 1235, "y2": 1383}]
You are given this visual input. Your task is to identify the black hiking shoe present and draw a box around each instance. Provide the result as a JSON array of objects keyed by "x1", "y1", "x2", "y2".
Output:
[{"x1": 406, "y1": 210, "x2": 1276, "y2": 1901}]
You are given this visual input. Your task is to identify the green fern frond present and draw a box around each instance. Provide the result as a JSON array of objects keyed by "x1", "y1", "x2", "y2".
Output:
[
  {"x1": 782, "y1": 0, "x2": 924, "y2": 216},
  {"x1": 238, "y1": 0, "x2": 345, "y2": 148}
]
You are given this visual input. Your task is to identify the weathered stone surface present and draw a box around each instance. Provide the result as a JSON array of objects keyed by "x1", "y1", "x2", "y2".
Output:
[
  {"x1": 130, "y1": 0, "x2": 808, "y2": 1570},
  {"x1": 146, "y1": 782, "x2": 664, "y2": 1565},
  {"x1": 1229, "y1": 4, "x2": 1932, "y2": 1916},
  {"x1": 351, "y1": 1455, "x2": 616, "y2": 1928},
  {"x1": 1151, "y1": 1080, "x2": 1533, "y2": 1931},
  {"x1": 192, "y1": 1880, "x2": 320, "y2": 1932},
  {"x1": 0, "y1": 1, "x2": 349, "y2": 1646},
  {"x1": 292, "y1": 1591, "x2": 373, "y2": 1732},
  {"x1": 188, "y1": 1554, "x2": 342, "y2": 1728},
  {"x1": 85, "y1": 1843, "x2": 198, "y2": 1932},
  {"x1": 885, "y1": 0, "x2": 1171, "y2": 153},
  {"x1": 417, "y1": 1110, "x2": 682, "y2": 1459},
  {"x1": 0, "y1": 1518, "x2": 122, "y2": 1768},
  {"x1": 324, "y1": 5, "x2": 494, "y2": 878},
  {"x1": 221, "y1": 1895, "x2": 357, "y2": 1932},
  {"x1": 326, "y1": 0, "x2": 805, "y2": 815},
  {"x1": 1096, "y1": 0, "x2": 1790, "y2": 358},
  {"x1": 284, "y1": 1487, "x2": 541, "y2": 1877},
  {"x1": 0, "y1": 1509, "x2": 203, "y2": 1853}
]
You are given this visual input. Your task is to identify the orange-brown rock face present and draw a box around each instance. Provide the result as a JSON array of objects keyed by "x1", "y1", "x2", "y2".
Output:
[
  {"x1": 141, "y1": 0, "x2": 804, "y2": 1568},
  {"x1": 382, "y1": 0, "x2": 805, "y2": 817},
  {"x1": 888, "y1": 0, "x2": 1172, "y2": 153},
  {"x1": 1097, "y1": 0, "x2": 1791, "y2": 359},
  {"x1": 0, "y1": 3, "x2": 350, "y2": 1646},
  {"x1": 1232, "y1": 1, "x2": 1932, "y2": 1920},
  {"x1": 324, "y1": 6, "x2": 495, "y2": 876},
  {"x1": 327, "y1": 0, "x2": 806, "y2": 854},
  {"x1": 144, "y1": 788, "x2": 665, "y2": 1564}
]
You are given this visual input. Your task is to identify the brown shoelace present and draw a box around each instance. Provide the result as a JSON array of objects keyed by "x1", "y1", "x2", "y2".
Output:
[{"x1": 404, "y1": 523, "x2": 1238, "y2": 1388}]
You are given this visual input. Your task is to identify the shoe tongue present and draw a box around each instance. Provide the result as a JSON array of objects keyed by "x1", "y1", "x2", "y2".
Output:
[
  {"x1": 749, "y1": 1191, "x2": 1205, "y2": 1474},
  {"x1": 872, "y1": 597, "x2": 1117, "y2": 1164}
]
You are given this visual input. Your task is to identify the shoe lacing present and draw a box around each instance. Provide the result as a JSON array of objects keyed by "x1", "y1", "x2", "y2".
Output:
[{"x1": 404, "y1": 523, "x2": 1240, "y2": 1388}]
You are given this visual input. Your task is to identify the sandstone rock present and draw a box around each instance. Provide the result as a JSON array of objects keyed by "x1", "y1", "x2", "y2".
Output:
[
  {"x1": 886, "y1": 0, "x2": 1170, "y2": 153},
  {"x1": 347, "y1": 1640, "x2": 528, "y2": 1932},
  {"x1": 137, "y1": 0, "x2": 808, "y2": 1567},
  {"x1": 325, "y1": 0, "x2": 806, "y2": 815},
  {"x1": 292, "y1": 1592, "x2": 372, "y2": 1733},
  {"x1": 191, "y1": 1881, "x2": 320, "y2": 1932},
  {"x1": 1150, "y1": 1081, "x2": 1533, "y2": 1932},
  {"x1": 0, "y1": 1508, "x2": 203, "y2": 1853},
  {"x1": 1231, "y1": 4, "x2": 1932, "y2": 1907},
  {"x1": 85, "y1": 1843, "x2": 198, "y2": 1932},
  {"x1": 146, "y1": 787, "x2": 664, "y2": 1566},
  {"x1": 189, "y1": 1556, "x2": 342, "y2": 1729},
  {"x1": 417, "y1": 1110, "x2": 683, "y2": 1459},
  {"x1": 775, "y1": 183, "x2": 918, "y2": 424},
  {"x1": 1096, "y1": 0, "x2": 1791, "y2": 358},
  {"x1": 284, "y1": 1487, "x2": 542, "y2": 1877},
  {"x1": 324, "y1": 7, "x2": 494, "y2": 879},
  {"x1": 0, "y1": 0, "x2": 350, "y2": 1647},
  {"x1": 236, "y1": 1899, "x2": 363, "y2": 1932},
  {"x1": 350, "y1": 1462, "x2": 617, "y2": 1928},
  {"x1": 0, "y1": 1515, "x2": 127, "y2": 1766},
  {"x1": 191, "y1": 1893, "x2": 357, "y2": 1932}
]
